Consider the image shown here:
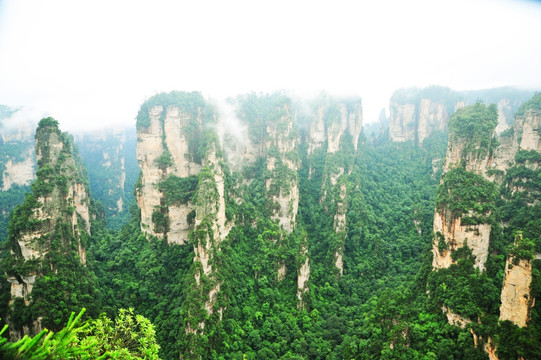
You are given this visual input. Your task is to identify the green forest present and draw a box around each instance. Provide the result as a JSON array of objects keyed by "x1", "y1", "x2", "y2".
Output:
[{"x1": 0, "y1": 91, "x2": 540, "y2": 359}]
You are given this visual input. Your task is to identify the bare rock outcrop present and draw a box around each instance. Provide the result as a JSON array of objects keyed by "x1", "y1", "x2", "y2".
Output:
[
  {"x1": 390, "y1": 98, "x2": 449, "y2": 144},
  {"x1": 297, "y1": 238, "x2": 310, "y2": 308},
  {"x1": 4, "y1": 118, "x2": 93, "y2": 339},
  {"x1": 136, "y1": 104, "x2": 202, "y2": 244},
  {"x1": 499, "y1": 255, "x2": 534, "y2": 327},
  {"x1": 265, "y1": 104, "x2": 299, "y2": 234},
  {"x1": 1, "y1": 153, "x2": 35, "y2": 191},
  {"x1": 12, "y1": 118, "x2": 92, "y2": 265},
  {"x1": 135, "y1": 92, "x2": 365, "y2": 336},
  {"x1": 432, "y1": 103, "x2": 499, "y2": 272},
  {"x1": 389, "y1": 102, "x2": 417, "y2": 143},
  {"x1": 333, "y1": 181, "x2": 347, "y2": 276},
  {"x1": 303, "y1": 97, "x2": 362, "y2": 277},
  {"x1": 432, "y1": 94, "x2": 541, "y2": 360},
  {"x1": 389, "y1": 87, "x2": 531, "y2": 145},
  {"x1": 432, "y1": 211, "x2": 491, "y2": 271},
  {"x1": 75, "y1": 127, "x2": 136, "y2": 218}
]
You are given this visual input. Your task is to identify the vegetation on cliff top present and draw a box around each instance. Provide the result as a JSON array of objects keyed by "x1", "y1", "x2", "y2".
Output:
[
  {"x1": 448, "y1": 102, "x2": 498, "y2": 157},
  {"x1": 136, "y1": 91, "x2": 207, "y2": 129},
  {"x1": 0, "y1": 118, "x2": 100, "y2": 335},
  {"x1": 436, "y1": 167, "x2": 497, "y2": 222},
  {"x1": 515, "y1": 92, "x2": 541, "y2": 116},
  {"x1": 390, "y1": 86, "x2": 456, "y2": 104},
  {"x1": 236, "y1": 92, "x2": 291, "y2": 143},
  {"x1": 2, "y1": 92, "x2": 541, "y2": 359},
  {"x1": 158, "y1": 175, "x2": 198, "y2": 206}
]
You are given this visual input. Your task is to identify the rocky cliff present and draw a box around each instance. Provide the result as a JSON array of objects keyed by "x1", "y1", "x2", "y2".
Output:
[
  {"x1": 76, "y1": 127, "x2": 138, "y2": 228},
  {"x1": 497, "y1": 97, "x2": 541, "y2": 331},
  {"x1": 135, "y1": 92, "x2": 363, "y2": 337},
  {"x1": 432, "y1": 98, "x2": 538, "y2": 271},
  {"x1": 136, "y1": 99, "x2": 205, "y2": 244},
  {"x1": 2, "y1": 118, "x2": 97, "y2": 339},
  {"x1": 499, "y1": 253, "x2": 533, "y2": 328},
  {"x1": 1, "y1": 150, "x2": 35, "y2": 192},
  {"x1": 431, "y1": 94, "x2": 541, "y2": 358},
  {"x1": 135, "y1": 93, "x2": 231, "y2": 345},
  {"x1": 304, "y1": 97, "x2": 362, "y2": 276},
  {"x1": 0, "y1": 109, "x2": 37, "y2": 242},
  {"x1": 389, "y1": 87, "x2": 532, "y2": 144},
  {"x1": 0, "y1": 121, "x2": 138, "y2": 239},
  {"x1": 390, "y1": 98, "x2": 449, "y2": 144},
  {"x1": 264, "y1": 100, "x2": 299, "y2": 234},
  {"x1": 189, "y1": 142, "x2": 230, "y2": 331},
  {"x1": 432, "y1": 103, "x2": 499, "y2": 271}
]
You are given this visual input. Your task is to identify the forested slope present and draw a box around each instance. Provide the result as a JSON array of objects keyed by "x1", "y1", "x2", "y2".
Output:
[{"x1": 0, "y1": 91, "x2": 539, "y2": 360}]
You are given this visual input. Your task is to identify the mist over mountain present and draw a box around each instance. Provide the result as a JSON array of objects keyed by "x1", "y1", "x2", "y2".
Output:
[{"x1": 0, "y1": 87, "x2": 539, "y2": 359}]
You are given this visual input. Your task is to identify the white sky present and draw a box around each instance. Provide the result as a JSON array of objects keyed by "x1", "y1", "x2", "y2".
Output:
[{"x1": 0, "y1": 0, "x2": 541, "y2": 132}]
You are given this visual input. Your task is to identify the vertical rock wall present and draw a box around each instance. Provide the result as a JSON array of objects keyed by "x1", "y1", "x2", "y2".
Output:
[
  {"x1": 191, "y1": 144, "x2": 230, "y2": 322},
  {"x1": 497, "y1": 105, "x2": 541, "y2": 330},
  {"x1": 0, "y1": 115, "x2": 37, "y2": 242},
  {"x1": 389, "y1": 102, "x2": 417, "y2": 143},
  {"x1": 75, "y1": 127, "x2": 138, "y2": 222},
  {"x1": 431, "y1": 95, "x2": 541, "y2": 358},
  {"x1": 1, "y1": 151, "x2": 35, "y2": 191},
  {"x1": 389, "y1": 96, "x2": 450, "y2": 144},
  {"x1": 135, "y1": 92, "x2": 364, "y2": 334},
  {"x1": 5, "y1": 118, "x2": 93, "y2": 339},
  {"x1": 265, "y1": 103, "x2": 299, "y2": 234},
  {"x1": 499, "y1": 255, "x2": 534, "y2": 327},
  {"x1": 303, "y1": 98, "x2": 362, "y2": 277},
  {"x1": 432, "y1": 104, "x2": 500, "y2": 272},
  {"x1": 136, "y1": 105, "x2": 202, "y2": 244},
  {"x1": 297, "y1": 235, "x2": 310, "y2": 308},
  {"x1": 388, "y1": 87, "x2": 531, "y2": 144},
  {"x1": 136, "y1": 106, "x2": 167, "y2": 238}
]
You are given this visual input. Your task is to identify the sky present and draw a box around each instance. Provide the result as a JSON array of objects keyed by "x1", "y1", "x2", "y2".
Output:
[{"x1": 0, "y1": 0, "x2": 541, "y2": 132}]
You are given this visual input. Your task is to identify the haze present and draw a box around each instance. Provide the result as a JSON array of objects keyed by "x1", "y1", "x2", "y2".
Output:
[{"x1": 0, "y1": 0, "x2": 541, "y2": 133}]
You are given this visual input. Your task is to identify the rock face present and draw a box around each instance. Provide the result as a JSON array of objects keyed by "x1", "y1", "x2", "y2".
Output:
[
  {"x1": 304, "y1": 97, "x2": 362, "y2": 277},
  {"x1": 432, "y1": 94, "x2": 541, "y2": 358},
  {"x1": 497, "y1": 102, "x2": 541, "y2": 330},
  {"x1": 417, "y1": 99, "x2": 449, "y2": 143},
  {"x1": 389, "y1": 102, "x2": 417, "y2": 143},
  {"x1": 265, "y1": 102, "x2": 299, "y2": 234},
  {"x1": 389, "y1": 87, "x2": 457, "y2": 144},
  {"x1": 76, "y1": 127, "x2": 138, "y2": 225},
  {"x1": 0, "y1": 113, "x2": 37, "y2": 242},
  {"x1": 14, "y1": 118, "x2": 92, "y2": 261},
  {"x1": 297, "y1": 237, "x2": 310, "y2": 308},
  {"x1": 499, "y1": 255, "x2": 533, "y2": 327},
  {"x1": 432, "y1": 103, "x2": 500, "y2": 272},
  {"x1": 390, "y1": 99, "x2": 448, "y2": 144},
  {"x1": 1, "y1": 150, "x2": 35, "y2": 191},
  {"x1": 389, "y1": 87, "x2": 531, "y2": 144},
  {"x1": 135, "y1": 92, "x2": 363, "y2": 331},
  {"x1": 135, "y1": 93, "x2": 231, "y2": 342},
  {"x1": 0, "y1": 120, "x2": 137, "y2": 239},
  {"x1": 4, "y1": 118, "x2": 94, "y2": 339},
  {"x1": 432, "y1": 211, "x2": 492, "y2": 270},
  {"x1": 432, "y1": 98, "x2": 540, "y2": 272},
  {"x1": 137, "y1": 106, "x2": 168, "y2": 239},
  {"x1": 515, "y1": 107, "x2": 541, "y2": 153},
  {"x1": 192, "y1": 144, "x2": 231, "y2": 318},
  {"x1": 136, "y1": 104, "x2": 202, "y2": 244}
]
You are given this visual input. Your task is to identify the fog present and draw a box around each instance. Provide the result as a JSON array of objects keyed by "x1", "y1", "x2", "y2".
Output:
[{"x1": 0, "y1": 0, "x2": 540, "y2": 133}]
